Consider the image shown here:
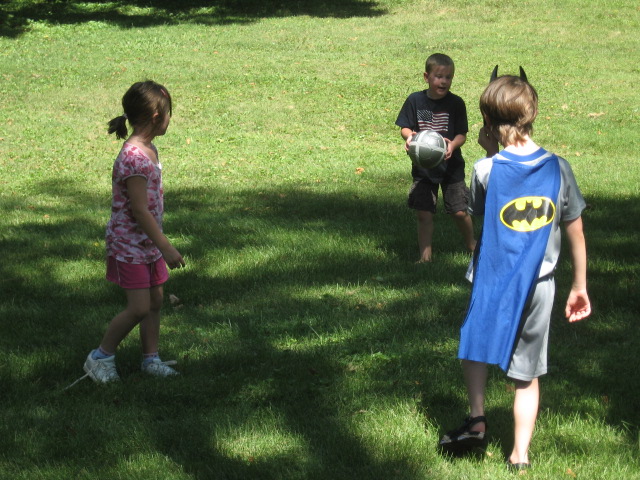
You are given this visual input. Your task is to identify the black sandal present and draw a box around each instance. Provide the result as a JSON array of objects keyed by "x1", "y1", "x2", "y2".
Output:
[
  {"x1": 438, "y1": 415, "x2": 488, "y2": 454},
  {"x1": 507, "y1": 460, "x2": 531, "y2": 472}
]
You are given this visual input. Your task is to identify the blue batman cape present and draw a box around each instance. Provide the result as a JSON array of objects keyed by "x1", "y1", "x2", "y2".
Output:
[{"x1": 458, "y1": 149, "x2": 560, "y2": 371}]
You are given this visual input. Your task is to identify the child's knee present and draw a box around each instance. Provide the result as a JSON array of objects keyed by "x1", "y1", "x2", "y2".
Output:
[
  {"x1": 417, "y1": 210, "x2": 434, "y2": 224},
  {"x1": 149, "y1": 286, "x2": 164, "y2": 312},
  {"x1": 127, "y1": 304, "x2": 151, "y2": 320},
  {"x1": 149, "y1": 300, "x2": 163, "y2": 315}
]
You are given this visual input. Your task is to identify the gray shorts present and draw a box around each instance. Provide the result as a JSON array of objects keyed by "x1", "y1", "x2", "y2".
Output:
[
  {"x1": 408, "y1": 178, "x2": 469, "y2": 214},
  {"x1": 507, "y1": 276, "x2": 555, "y2": 381}
]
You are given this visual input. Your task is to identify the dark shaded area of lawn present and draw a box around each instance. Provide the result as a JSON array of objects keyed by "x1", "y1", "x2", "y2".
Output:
[
  {"x1": 1, "y1": 177, "x2": 639, "y2": 478},
  {"x1": 1, "y1": 0, "x2": 386, "y2": 37}
]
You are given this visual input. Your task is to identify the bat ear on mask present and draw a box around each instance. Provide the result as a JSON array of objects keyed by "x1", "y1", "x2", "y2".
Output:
[
  {"x1": 490, "y1": 65, "x2": 498, "y2": 83},
  {"x1": 490, "y1": 65, "x2": 528, "y2": 83},
  {"x1": 519, "y1": 66, "x2": 528, "y2": 82}
]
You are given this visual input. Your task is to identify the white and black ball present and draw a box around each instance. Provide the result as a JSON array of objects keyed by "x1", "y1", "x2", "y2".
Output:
[{"x1": 408, "y1": 130, "x2": 447, "y2": 170}]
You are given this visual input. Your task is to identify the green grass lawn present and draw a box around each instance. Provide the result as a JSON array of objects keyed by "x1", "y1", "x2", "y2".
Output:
[{"x1": 1, "y1": 0, "x2": 639, "y2": 478}]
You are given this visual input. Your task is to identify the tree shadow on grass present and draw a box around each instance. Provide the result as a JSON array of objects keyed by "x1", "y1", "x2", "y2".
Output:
[
  {"x1": 1, "y1": 181, "x2": 639, "y2": 476},
  {"x1": 0, "y1": 180, "x2": 456, "y2": 478},
  {"x1": 1, "y1": 0, "x2": 387, "y2": 38},
  {"x1": 140, "y1": 184, "x2": 467, "y2": 476},
  {"x1": 549, "y1": 194, "x2": 640, "y2": 433}
]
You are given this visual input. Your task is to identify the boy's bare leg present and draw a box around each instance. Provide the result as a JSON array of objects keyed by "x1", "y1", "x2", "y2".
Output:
[
  {"x1": 462, "y1": 359, "x2": 487, "y2": 431},
  {"x1": 452, "y1": 210, "x2": 476, "y2": 253},
  {"x1": 509, "y1": 378, "x2": 539, "y2": 465},
  {"x1": 417, "y1": 210, "x2": 434, "y2": 262}
]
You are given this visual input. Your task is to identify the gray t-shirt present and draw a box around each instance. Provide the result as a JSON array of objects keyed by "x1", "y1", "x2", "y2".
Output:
[{"x1": 468, "y1": 148, "x2": 586, "y2": 280}]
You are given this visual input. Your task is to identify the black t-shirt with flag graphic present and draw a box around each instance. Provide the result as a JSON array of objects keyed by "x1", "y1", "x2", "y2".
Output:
[{"x1": 396, "y1": 90, "x2": 468, "y2": 183}]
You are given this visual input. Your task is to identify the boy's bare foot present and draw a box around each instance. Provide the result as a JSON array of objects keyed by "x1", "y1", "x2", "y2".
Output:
[
  {"x1": 416, "y1": 251, "x2": 432, "y2": 263},
  {"x1": 417, "y1": 246, "x2": 432, "y2": 263}
]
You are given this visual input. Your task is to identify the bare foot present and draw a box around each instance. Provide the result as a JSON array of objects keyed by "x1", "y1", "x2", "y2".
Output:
[{"x1": 417, "y1": 246, "x2": 432, "y2": 263}]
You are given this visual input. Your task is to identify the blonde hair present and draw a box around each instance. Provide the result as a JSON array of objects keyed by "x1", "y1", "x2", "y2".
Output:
[{"x1": 479, "y1": 75, "x2": 537, "y2": 146}]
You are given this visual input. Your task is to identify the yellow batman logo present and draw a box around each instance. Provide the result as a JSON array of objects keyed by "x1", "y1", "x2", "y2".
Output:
[{"x1": 500, "y1": 196, "x2": 555, "y2": 232}]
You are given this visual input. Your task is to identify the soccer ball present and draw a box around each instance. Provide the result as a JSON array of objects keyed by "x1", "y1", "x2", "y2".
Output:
[{"x1": 408, "y1": 130, "x2": 447, "y2": 169}]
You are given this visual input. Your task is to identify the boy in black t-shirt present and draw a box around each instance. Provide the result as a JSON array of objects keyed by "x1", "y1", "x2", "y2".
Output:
[{"x1": 396, "y1": 53, "x2": 475, "y2": 262}]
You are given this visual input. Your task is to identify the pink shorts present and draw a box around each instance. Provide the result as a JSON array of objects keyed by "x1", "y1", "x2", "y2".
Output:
[{"x1": 106, "y1": 256, "x2": 169, "y2": 289}]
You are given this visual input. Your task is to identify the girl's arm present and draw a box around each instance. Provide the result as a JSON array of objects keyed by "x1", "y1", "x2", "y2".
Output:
[
  {"x1": 127, "y1": 176, "x2": 185, "y2": 269},
  {"x1": 564, "y1": 216, "x2": 590, "y2": 322}
]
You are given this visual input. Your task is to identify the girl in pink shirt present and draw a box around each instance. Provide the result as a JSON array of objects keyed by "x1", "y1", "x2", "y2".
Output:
[{"x1": 79, "y1": 81, "x2": 185, "y2": 384}]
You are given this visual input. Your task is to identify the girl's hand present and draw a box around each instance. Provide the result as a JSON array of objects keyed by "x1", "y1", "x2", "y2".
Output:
[{"x1": 163, "y1": 246, "x2": 185, "y2": 269}]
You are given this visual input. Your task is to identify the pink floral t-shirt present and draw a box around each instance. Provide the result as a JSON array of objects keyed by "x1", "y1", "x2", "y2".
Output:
[{"x1": 106, "y1": 143, "x2": 164, "y2": 264}]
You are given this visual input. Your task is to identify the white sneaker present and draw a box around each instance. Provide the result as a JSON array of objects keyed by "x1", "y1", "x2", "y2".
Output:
[
  {"x1": 83, "y1": 352, "x2": 120, "y2": 383},
  {"x1": 141, "y1": 358, "x2": 179, "y2": 377}
]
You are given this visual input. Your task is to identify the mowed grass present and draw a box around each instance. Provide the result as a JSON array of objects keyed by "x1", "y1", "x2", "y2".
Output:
[{"x1": 1, "y1": 0, "x2": 639, "y2": 478}]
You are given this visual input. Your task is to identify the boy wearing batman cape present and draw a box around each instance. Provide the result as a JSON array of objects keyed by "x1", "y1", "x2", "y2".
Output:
[{"x1": 438, "y1": 70, "x2": 591, "y2": 470}]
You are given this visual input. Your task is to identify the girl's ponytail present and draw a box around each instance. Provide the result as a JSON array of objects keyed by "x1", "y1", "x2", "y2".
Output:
[
  {"x1": 108, "y1": 81, "x2": 171, "y2": 140},
  {"x1": 107, "y1": 114, "x2": 128, "y2": 139}
]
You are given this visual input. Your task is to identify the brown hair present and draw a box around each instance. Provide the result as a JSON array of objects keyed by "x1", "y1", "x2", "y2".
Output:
[
  {"x1": 425, "y1": 53, "x2": 455, "y2": 74},
  {"x1": 107, "y1": 80, "x2": 172, "y2": 140},
  {"x1": 480, "y1": 75, "x2": 538, "y2": 146}
]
